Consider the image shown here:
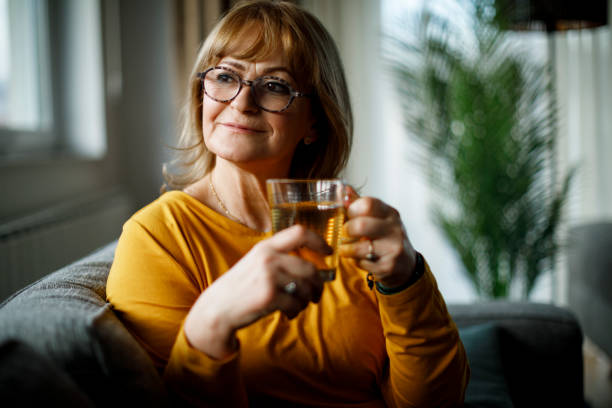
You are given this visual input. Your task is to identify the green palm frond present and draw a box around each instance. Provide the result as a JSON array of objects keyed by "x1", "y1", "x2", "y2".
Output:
[{"x1": 386, "y1": 0, "x2": 573, "y2": 299}]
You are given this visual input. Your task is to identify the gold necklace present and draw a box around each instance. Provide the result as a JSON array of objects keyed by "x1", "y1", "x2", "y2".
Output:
[{"x1": 209, "y1": 179, "x2": 245, "y2": 225}]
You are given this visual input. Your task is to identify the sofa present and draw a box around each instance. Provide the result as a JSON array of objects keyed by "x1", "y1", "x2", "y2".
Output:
[
  {"x1": 0, "y1": 241, "x2": 584, "y2": 407},
  {"x1": 567, "y1": 222, "x2": 612, "y2": 360}
]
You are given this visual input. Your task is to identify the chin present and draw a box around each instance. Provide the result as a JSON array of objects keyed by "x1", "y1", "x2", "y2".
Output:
[
  {"x1": 209, "y1": 144, "x2": 268, "y2": 164},
  {"x1": 205, "y1": 134, "x2": 294, "y2": 168}
]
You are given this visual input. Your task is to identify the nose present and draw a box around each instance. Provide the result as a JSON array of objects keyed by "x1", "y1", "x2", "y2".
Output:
[{"x1": 230, "y1": 81, "x2": 258, "y2": 113}]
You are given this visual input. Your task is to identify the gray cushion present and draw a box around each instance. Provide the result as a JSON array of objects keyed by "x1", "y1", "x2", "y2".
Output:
[
  {"x1": 0, "y1": 339, "x2": 94, "y2": 407},
  {"x1": 450, "y1": 301, "x2": 584, "y2": 407},
  {"x1": 460, "y1": 323, "x2": 513, "y2": 408},
  {"x1": 567, "y1": 222, "x2": 612, "y2": 359},
  {"x1": 0, "y1": 241, "x2": 167, "y2": 406}
]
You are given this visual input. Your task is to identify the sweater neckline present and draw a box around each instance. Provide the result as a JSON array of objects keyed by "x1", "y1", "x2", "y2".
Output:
[{"x1": 166, "y1": 190, "x2": 271, "y2": 237}]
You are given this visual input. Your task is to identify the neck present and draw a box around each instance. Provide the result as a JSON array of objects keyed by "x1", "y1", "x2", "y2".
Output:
[{"x1": 207, "y1": 158, "x2": 288, "y2": 231}]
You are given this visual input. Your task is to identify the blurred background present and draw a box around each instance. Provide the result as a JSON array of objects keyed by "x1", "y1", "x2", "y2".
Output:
[{"x1": 0, "y1": 0, "x2": 611, "y2": 404}]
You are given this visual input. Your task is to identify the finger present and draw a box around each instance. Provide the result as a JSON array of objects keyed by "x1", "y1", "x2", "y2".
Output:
[
  {"x1": 268, "y1": 225, "x2": 333, "y2": 255},
  {"x1": 275, "y1": 254, "x2": 324, "y2": 303},
  {"x1": 343, "y1": 216, "x2": 397, "y2": 241},
  {"x1": 338, "y1": 238, "x2": 372, "y2": 259},
  {"x1": 356, "y1": 256, "x2": 392, "y2": 274},
  {"x1": 275, "y1": 292, "x2": 308, "y2": 319},
  {"x1": 339, "y1": 239, "x2": 393, "y2": 275},
  {"x1": 274, "y1": 252, "x2": 318, "y2": 278},
  {"x1": 278, "y1": 276, "x2": 323, "y2": 306},
  {"x1": 339, "y1": 184, "x2": 361, "y2": 245},
  {"x1": 347, "y1": 197, "x2": 398, "y2": 219},
  {"x1": 276, "y1": 253, "x2": 325, "y2": 302},
  {"x1": 338, "y1": 237, "x2": 389, "y2": 264},
  {"x1": 274, "y1": 278, "x2": 319, "y2": 319},
  {"x1": 343, "y1": 184, "x2": 360, "y2": 208}
]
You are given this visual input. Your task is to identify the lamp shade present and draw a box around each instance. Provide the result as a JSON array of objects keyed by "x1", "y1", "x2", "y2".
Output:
[{"x1": 498, "y1": 0, "x2": 608, "y2": 31}]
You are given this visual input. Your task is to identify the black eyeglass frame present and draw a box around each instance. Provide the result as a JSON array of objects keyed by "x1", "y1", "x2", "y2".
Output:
[{"x1": 197, "y1": 66, "x2": 312, "y2": 113}]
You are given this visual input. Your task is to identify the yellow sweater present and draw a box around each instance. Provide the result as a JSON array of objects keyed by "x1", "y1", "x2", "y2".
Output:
[{"x1": 106, "y1": 191, "x2": 468, "y2": 407}]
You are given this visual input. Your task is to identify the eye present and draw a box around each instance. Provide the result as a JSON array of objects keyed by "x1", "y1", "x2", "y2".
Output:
[
  {"x1": 214, "y1": 70, "x2": 237, "y2": 84},
  {"x1": 261, "y1": 78, "x2": 291, "y2": 95}
]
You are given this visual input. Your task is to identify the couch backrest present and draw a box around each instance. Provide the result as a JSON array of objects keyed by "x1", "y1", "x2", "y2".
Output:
[
  {"x1": 1, "y1": 241, "x2": 585, "y2": 407},
  {"x1": 0, "y1": 241, "x2": 167, "y2": 406},
  {"x1": 450, "y1": 302, "x2": 584, "y2": 408},
  {"x1": 568, "y1": 222, "x2": 612, "y2": 359}
]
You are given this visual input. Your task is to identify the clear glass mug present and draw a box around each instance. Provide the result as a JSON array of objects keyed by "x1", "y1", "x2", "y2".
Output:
[{"x1": 266, "y1": 179, "x2": 345, "y2": 281}]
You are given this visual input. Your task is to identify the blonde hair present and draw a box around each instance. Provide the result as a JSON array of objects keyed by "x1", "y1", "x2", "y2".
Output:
[{"x1": 163, "y1": 0, "x2": 353, "y2": 190}]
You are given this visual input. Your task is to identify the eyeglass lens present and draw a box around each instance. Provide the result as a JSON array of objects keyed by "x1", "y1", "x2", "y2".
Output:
[{"x1": 203, "y1": 68, "x2": 294, "y2": 112}]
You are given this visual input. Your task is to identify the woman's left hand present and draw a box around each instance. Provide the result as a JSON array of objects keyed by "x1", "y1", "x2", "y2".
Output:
[{"x1": 338, "y1": 187, "x2": 418, "y2": 288}]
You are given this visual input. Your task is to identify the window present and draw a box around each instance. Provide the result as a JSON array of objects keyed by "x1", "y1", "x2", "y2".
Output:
[
  {"x1": 0, "y1": 0, "x2": 106, "y2": 159},
  {"x1": 0, "y1": 0, "x2": 53, "y2": 154}
]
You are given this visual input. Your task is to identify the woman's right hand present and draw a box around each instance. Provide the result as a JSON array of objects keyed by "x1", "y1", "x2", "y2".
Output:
[{"x1": 183, "y1": 225, "x2": 331, "y2": 359}]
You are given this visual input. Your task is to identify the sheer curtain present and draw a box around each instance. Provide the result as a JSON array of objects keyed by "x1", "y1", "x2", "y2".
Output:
[{"x1": 555, "y1": 6, "x2": 612, "y2": 304}]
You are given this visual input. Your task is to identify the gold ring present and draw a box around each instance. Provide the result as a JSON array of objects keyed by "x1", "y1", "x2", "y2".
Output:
[{"x1": 365, "y1": 240, "x2": 379, "y2": 262}]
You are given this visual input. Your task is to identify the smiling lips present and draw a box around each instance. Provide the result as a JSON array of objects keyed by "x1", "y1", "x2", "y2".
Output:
[{"x1": 221, "y1": 122, "x2": 265, "y2": 134}]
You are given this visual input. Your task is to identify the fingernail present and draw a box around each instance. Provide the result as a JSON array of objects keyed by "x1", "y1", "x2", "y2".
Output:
[{"x1": 343, "y1": 184, "x2": 359, "y2": 207}]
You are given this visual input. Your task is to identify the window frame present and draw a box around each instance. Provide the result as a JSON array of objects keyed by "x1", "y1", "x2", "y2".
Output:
[
  {"x1": 0, "y1": 0, "x2": 55, "y2": 156},
  {"x1": 0, "y1": 0, "x2": 122, "y2": 224},
  {"x1": 0, "y1": 0, "x2": 107, "y2": 161}
]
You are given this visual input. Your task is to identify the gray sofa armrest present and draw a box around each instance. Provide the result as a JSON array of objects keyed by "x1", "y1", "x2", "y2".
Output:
[{"x1": 449, "y1": 301, "x2": 584, "y2": 407}]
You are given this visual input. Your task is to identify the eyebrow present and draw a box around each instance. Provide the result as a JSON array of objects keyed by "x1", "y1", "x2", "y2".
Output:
[{"x1": 221, "y1": 60, "x2": 294, "y2": 77}]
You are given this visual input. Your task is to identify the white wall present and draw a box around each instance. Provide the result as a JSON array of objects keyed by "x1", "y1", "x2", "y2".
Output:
[{"x1": 117, "y1": 0, "x2": 177, "y2": 209}]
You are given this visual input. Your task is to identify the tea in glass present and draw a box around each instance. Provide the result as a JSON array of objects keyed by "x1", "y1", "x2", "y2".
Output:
[{"x1": 267, "y1": 179, "x2": 345, "y2": 281}]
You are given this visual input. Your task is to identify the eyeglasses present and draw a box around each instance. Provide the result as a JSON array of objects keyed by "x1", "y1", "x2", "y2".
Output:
[{"x1": 197, "y1": 66, "x2": 312, "y2": 113}]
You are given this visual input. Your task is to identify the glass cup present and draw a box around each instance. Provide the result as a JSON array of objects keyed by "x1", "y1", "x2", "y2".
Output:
[{"x1": 266, "y1": 179, "x2": 345, "y2": 281}]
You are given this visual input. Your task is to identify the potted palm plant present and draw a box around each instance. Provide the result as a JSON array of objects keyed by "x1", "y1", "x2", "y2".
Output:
[{"x1": 387, "y1": 0, "x2": 573, "y2": 299}]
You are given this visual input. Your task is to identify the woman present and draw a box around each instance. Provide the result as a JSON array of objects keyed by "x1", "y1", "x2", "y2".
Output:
[{"x1": 106, "y1": 1, "x2": 469, "y2": 407}]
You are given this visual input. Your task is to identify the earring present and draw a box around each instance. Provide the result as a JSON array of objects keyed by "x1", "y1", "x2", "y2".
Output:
[{"x1": 304, "y1": 137, "x2": 313, "y2": 145}]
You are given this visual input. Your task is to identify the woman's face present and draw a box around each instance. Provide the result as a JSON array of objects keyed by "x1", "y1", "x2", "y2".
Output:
[{"x1": 201, "y1": 46, "x2": 315, "y2": 174}]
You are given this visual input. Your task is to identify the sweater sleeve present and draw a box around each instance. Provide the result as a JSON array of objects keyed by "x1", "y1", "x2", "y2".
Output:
[
  {"x1": 163, "y1": 327, "x2": 248, "y2": 407},
  {"x1": 106, "y1": 217, "x2": 248, "y2": 406},
  {"x1": 376, "y1": 259, "x2": 470, "y2": 407}
]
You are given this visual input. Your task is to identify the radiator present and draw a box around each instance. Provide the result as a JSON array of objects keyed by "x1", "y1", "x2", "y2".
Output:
[{"x1": 0, "y1": 190, "x2": 134, "y2": 302}]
